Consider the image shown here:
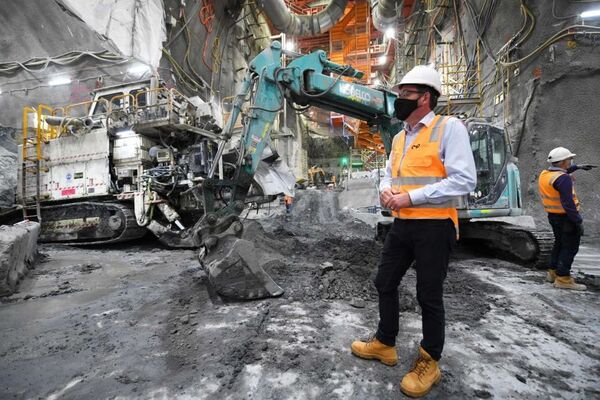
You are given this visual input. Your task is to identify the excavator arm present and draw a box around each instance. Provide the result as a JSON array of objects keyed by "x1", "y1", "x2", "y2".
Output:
[
  {"x1": 201, "y1": 41, "x2": 403, "y2": 299},
  {"x1": 225, "y1": 41, "x2": 401, "y2": 176},
  {"x1": 202, "y1": 41, "x2": 402, "y2": 235}
]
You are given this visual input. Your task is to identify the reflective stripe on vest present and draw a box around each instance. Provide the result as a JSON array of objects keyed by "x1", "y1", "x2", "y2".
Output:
[
  {"x1": 390, "y1": 115, "x2": 459, "y2": 229},
  {"x1": 537, "y1": 169, "x2": 580, "y2": 214}
]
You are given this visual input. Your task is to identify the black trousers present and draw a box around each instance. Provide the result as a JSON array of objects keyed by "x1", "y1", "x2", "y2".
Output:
[
  {"x1": 548, "y1": 213, "x2": 581, "y2": 277},
  {"x1": 375, "y1": 218, "x2": 455, "y2": 361}
]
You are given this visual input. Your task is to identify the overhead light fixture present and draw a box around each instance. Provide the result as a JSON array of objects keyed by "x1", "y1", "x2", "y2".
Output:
[
  {"x1": 284, "y1": 41, "x2": 295, "y2": 52},
  {"x1": 128, "y1": 63, "x2": 150, "y2": 75},
  {"x1": 48, "y1": 77, "x2": 72, "y2": 86},
  {"x1": 384, "y1": 27, "x2": 395, "y2": 40},
  {"x1": 378, "y1": 56, "x2": 387, "y2": 65},
  {"x1": 581, "y1": 9, "x2": 600, "y2": 19}
]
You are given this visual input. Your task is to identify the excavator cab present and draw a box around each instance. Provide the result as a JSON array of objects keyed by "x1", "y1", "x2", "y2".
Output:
[{"x1": 460, "y1": 120, "x2": 522, "y2": 219}]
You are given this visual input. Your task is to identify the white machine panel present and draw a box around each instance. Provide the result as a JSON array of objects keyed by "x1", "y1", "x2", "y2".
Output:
[
  {"x1": 113, "y1": 132, "x2": 154, "y2": 164},
  {"x1": 43, "y1": 129, "x2": 111, "y2": 200}
]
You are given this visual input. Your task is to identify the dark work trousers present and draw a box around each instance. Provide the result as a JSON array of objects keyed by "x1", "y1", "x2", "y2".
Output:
[
  {"x1": 548, "y1": 213, "x2": 582, "y2": 277},
  {"x1": 375, "y1": 218, "x2": 455, "y2": 361}
]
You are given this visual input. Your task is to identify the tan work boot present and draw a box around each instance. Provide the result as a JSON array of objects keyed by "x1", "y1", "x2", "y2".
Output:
[
  {"x1": 554, "y1": 275, "x2": 587, "y2": 291},
  {"x1": 546, "y1": 269, "x2": 557, "y2": 283},
  {"x1": 350, "y1": 337, "x2": 398, "y2": 366},
  {"x1": 400, "y1": 347, "x2": 441, "y2": 398}
]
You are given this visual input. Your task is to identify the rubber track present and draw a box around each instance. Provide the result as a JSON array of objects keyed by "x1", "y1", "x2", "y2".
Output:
[
  {"x1": 39, "y1": 202, "x2": 146, "y2": 245},
  {"x1": 462, "y1": 221, "x2": 554, "y2": 269},
  {"x1": 516, "y1": 227, "x2": 554, "y2": 269}
]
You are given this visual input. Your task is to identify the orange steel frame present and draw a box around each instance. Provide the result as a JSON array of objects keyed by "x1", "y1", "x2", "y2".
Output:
[{"x1": 281, "y1": 0, "x2": 415, "y2": 154}]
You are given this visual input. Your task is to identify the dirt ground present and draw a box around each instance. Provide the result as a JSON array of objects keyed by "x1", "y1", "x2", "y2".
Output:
[{"x1": 1, "y1": 191, "x2": 599, "y2": 399}]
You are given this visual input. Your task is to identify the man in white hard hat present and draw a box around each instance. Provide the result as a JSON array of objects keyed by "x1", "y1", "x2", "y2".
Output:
[
  {"x1": 350, "y1": 65, "x2": 476, "y2": 397},
  {"x1": 538, "y1": 147, "x2": 596, "y2": 290}
]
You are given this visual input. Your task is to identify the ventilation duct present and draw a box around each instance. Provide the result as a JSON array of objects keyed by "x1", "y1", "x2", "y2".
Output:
[
  {"x1": 258, "y1": 0, "x2": 348, "y2": 37},
  {"x1": 372, "y1": 0, "x2": 402, "y2": 32}
]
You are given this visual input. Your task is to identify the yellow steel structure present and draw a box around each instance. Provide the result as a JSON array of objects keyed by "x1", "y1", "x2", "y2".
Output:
[
  {"x1": 21, "y1": 106, "x2": 47, "y2": 220},
  {"x1": 437, "y1": 41, "x2": 482, "y2": 116}
]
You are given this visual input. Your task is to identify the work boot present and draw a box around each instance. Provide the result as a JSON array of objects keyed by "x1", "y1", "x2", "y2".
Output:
[
  {"x1": 400, "y1": 347, "x2": 441, "y2": 398},
  {"x1": 350, "y1": 337, "x2": 398, "y2": 366},
  {"x1": 546, "y1": 269, "x2": 557, "y2": 283},
  {"x1": 554, "y1": 276, "x2": 587, "y2": 291}
]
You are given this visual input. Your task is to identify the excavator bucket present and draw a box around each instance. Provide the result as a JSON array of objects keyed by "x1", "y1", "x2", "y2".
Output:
[{"x1": 202, "y1": 236, "x2": 284, "y2": 300}]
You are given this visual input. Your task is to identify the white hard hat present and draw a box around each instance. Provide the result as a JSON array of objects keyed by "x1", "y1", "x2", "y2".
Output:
[
  {"x1": 547, "y1": 147, "x2": 576, "y2": 163},
  {"x1": 394, "y1": 65, "x2": 442, "y2": 95}
]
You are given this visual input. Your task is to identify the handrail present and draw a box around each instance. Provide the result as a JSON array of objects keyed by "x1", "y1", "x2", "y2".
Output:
[
  {"x1": 37, "y1": 104, "x2": 56, "y2": 144},
  {"x1": 64, "y1": 98, "x2": 109, "y2": 118},
  {"x1": 134, "y1": 87, "x2": 172, "y2": 113},
  {"x1": 22, "y1": 106, "x2": 38, "y2": 160},
  {"x1": 108, "y1": 93, "x2": 135, "y2": 113}
]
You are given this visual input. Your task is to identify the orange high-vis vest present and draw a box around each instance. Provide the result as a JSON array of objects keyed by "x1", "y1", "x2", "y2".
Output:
[
  {"x1": 390, "y1": 115, "x2": 459, "y2": 228},
  {"x1": 538, "y1": 170, "x2": 580, "y2": 214}
]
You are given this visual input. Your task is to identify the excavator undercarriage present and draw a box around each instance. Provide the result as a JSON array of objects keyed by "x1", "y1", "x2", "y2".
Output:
[
  {"x1": 459, "y1": 221, "x2": 553, "y2": 268},
  {"x1": 38, "y1": 201, "x2": 146, "y2": 245}
]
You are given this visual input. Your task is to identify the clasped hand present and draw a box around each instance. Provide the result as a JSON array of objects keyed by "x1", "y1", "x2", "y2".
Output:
[{"x1": 380, "y1": 188, "x2": 412, "y2": 210}]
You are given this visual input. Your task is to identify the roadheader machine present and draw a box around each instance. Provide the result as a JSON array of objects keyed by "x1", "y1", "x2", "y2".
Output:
[{"x1": 19, "y1": 41, "x2": 550, "y2": 299}]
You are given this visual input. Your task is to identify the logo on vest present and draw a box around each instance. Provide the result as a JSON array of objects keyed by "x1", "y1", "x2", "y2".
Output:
[{"x1": 411, "y1": 143, "x2": 421, "y2": 150}]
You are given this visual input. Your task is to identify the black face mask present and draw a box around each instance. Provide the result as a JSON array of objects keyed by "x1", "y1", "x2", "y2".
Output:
[{"x1": 394, "y1": 98, "x2": 420, "y2": 121}]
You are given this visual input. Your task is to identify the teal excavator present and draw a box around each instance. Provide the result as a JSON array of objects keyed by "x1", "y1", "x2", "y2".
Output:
[{"x1": 199, "y1": 41, "x2": 550, "y2": 299}]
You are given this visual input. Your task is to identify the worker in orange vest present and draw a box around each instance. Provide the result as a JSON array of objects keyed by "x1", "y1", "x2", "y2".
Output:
[
  {"x1": 538, "y1": 147, "x2": 596, "y2": 290},
  {"x1": 350, "y1": 65, "x2": 476, "y2": 397}
]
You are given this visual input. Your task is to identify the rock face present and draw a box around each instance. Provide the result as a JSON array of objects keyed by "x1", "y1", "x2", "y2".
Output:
[
  {"x1": 0, "y1": 126, "x2": 17, "y2": 209},
  {"x1": 0, "y1": 221, "x2": 40, "y2": 296}
]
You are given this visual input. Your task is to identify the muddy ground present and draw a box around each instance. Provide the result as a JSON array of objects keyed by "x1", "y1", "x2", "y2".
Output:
[{"x1": 1, "y1": 191, "x2": 599, "y2": 399}]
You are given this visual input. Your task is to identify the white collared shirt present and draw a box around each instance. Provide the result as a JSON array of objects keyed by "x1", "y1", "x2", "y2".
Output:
[{"x1": 379, "y1": 111, "x2": 477, "y2": 205}]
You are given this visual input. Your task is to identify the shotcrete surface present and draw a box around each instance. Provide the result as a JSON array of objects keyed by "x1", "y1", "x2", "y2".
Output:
[{"x1": 1, "y1": 191, "x2": 599, "y2": 399}]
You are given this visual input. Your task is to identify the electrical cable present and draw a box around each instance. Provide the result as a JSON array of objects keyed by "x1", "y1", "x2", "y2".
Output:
[
  {"x1": 510, "y1": 2, "x2": 535, "y2": 51},
  {"x1": 161, "y1": 48, "x2": 206, "y2": 93},
  {"x1": 297, "y1": 66, "x2": 351, "y2": 98},
  {"x1": 463, "y1": 0, "x2": 497, "y2": 62},
  {"x1": 0, "y1": 50, "x2": 126, "y2": 74},
  {"x1": 499, "y1": 25, "x2": 600, "y2": 67},
  {"x1": 198, "y1": 0, "x2": 215, "y2": 73},
  {"x1": 181, "y1": 7, "x2": 209, "y2": 87},
  {"x1": 164, "y1": 0, "x2": 203, "y2": 47}
]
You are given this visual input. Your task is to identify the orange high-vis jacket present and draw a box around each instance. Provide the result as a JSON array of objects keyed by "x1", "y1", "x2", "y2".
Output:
[
  {"x1": 538, "y1": 170, "x2": 580, "y2": 214},
  {"x1": 390, "y1": 115, "x2": 459, "y2": 229}
]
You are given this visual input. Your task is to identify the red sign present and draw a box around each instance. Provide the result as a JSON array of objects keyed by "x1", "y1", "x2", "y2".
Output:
[{"x1": 61, "y1": 188, "x2": 76, "y2": 196}]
